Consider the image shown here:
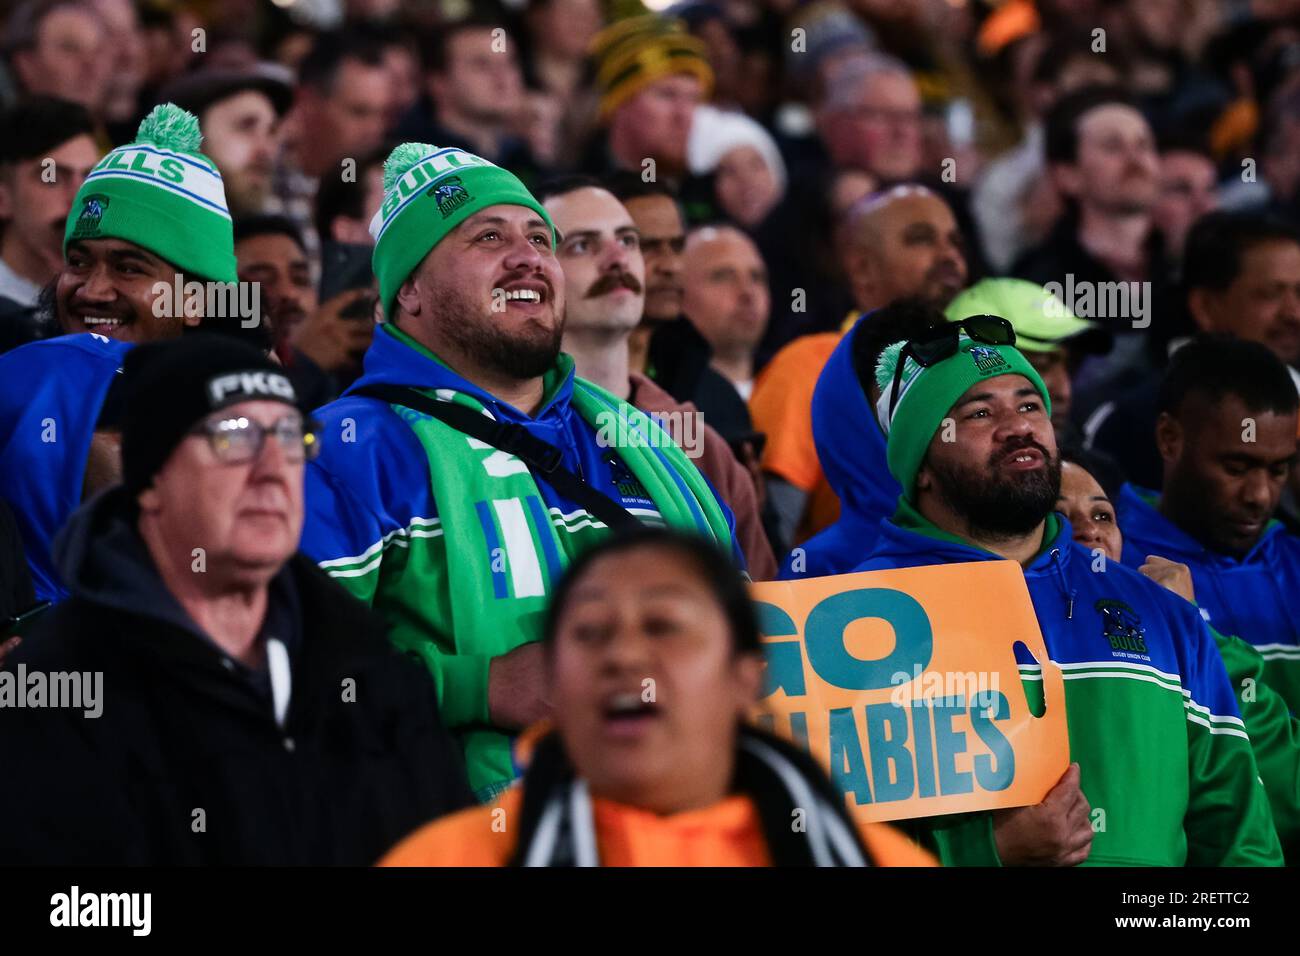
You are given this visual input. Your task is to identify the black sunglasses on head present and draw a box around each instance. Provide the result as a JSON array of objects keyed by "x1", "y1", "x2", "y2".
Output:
[{"x1": 887, "y1": 315, "x2": 1016, "y2": 422}]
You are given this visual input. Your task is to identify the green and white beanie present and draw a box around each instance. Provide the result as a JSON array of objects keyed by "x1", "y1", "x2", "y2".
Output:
[
  {"x1": 64, "y1": 104, "x2": 236, "y2": 284},
  {"x1": 874, "y1": 335, "x2": 1051, "y2": 500},
  {"x1": 369, "y1": 143, "x2": 555, "y2": 321}
]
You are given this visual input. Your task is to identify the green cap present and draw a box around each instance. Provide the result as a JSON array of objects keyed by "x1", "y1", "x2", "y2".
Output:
[
  {"x1": 64, "y1": 104, "x2": 236, "y2": 283},
  {"x1": 945, "y1": 278, "x2": 1108, "y2": 354},
  {"x1": 875, "y1": 334, "x2": 1051, "y2": 500},
  {"x1": 369, "y1": 143, "x2": 556, "y2": 321}
]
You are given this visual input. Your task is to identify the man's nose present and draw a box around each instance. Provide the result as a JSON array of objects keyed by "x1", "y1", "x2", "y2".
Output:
[
  {"x1": 250, "y1": 426, "x2": 295, "y2": 476},
  {"x1": 77, "y1": 264, "x2": 117, "y2": 301},
  {"x1": 600, "y1": 241, "x2": 631, "y2": 275},
  {"x1": 1241, "y1": 469, "x2": 1274, "y2": 511},
  {"x1": 1277, "y1": 287, "x2": 1300, "y2": 325},
  {"x1": 503, "y1": 232, "x2": 545, "y2": 272}
]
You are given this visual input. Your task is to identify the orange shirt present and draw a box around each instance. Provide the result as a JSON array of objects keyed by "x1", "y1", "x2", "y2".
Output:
[
  {"x1": 379, "y1": 786, "x2": 937, "y2": 867},
  {"x1": 749, "y1": 330, "x2": 846, "y2": 540}
]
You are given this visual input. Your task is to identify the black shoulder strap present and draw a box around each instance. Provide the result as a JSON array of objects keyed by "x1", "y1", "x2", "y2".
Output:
[{"x1": 351, "y1": 383, "x2": 642, "y2": 533}]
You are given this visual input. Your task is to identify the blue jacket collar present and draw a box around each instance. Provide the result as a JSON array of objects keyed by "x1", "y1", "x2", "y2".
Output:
[
  {"x1": 346, "y1": 323, "x2": 577, "y2": 426},
  {"x1": 1118, "y1": 482, "x2": 1284, "y2": 566},
  {"x1": 880, "y1": 497, "x2": 1072, "y2": 576}
]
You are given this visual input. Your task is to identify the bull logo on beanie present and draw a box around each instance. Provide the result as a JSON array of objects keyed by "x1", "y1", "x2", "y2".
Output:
[
  {"x1": 71, "y1": 194, "x2": 111, "y2": 239},
  {"x1": 970, "y1": 344, "x2": 1010, "y2": 376},
  {"x1": 431, "y1": 176, "x2": 471, "y2": 218}
]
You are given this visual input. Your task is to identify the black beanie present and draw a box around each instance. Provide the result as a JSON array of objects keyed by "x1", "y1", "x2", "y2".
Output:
[{"x1": 121, "y1": 334, "x2": 304, "y2": 493}]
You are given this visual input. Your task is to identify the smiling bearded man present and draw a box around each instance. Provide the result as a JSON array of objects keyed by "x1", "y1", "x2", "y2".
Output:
[
  {"x1": 301, "y1": 143, "x2": 740, "y2": 802},
  {"x1": 0, "y1": 103, "x2": 248, "y2": 602}
]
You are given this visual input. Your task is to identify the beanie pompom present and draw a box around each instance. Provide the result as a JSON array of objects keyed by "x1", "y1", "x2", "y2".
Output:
[
  {"x1": 135, "y1": 103, "x2": 203, "y2": 154},
  {"x1": 875, "y1": 340, "x2": 907, "y2": 392},
  {"x1": 383, "y1": 143, "x2": 436, "y2": 192}
]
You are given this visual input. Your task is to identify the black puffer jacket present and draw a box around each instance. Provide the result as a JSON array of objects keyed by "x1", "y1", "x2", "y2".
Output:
[{"x1": 0, "y1": 487, "x2": 473, "y2": 864}]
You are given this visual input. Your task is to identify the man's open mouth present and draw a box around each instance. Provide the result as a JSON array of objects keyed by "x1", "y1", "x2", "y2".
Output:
[
  {"x1": 501, "y1": 280, "x2": 548, "y2": 305},
  {"x1": 79, "y1": 316, "x2": 128, "y2": 330},
  {"x1": 505, "y1": 289, "x2": 542, "y2": 302}
]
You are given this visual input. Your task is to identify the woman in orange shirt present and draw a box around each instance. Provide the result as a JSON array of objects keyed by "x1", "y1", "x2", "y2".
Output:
[{"x1": 381, "y1": 528, "x2": 935, "y2": 867}]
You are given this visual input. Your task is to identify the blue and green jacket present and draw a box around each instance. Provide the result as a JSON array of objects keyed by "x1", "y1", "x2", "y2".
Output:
[
  {"x1": 0, "y1": 333, "x2": 133, "y2": 602},
  {"x1": 301, "y1": 324, "x2": 739, "y2": 799},
  {"x1": 1117, "y1": 483, "x2": 1300, "y2": 713},
  {"x1": 854, "y1": 503, "x2": 1282, "y2": 866}
]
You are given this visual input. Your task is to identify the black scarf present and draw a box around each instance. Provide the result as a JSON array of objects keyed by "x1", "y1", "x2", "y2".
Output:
[{"x1": 508, "y1": 725, "x2": 872, "y2": 867}]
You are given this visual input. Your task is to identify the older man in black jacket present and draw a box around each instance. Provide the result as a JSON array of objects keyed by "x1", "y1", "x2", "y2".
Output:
[{"x1": 0, "y1": 334, "x2": 473, "y2": 864}]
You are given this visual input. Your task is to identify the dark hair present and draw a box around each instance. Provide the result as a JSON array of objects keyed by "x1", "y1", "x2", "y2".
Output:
[
  {"x1": 850, "y1": 297, "x2": 949, "y2": 399},
  {"x1": 533, "y1": 174, "x2": 606, "y2": 205},
  {"x1": 233, "y1": 214, "x2": 306, "y2": 253},
  {"x1": 1056, "y1": 441, "x2": 1125, "y2": 501},
  {"x1": 1029, "y1": 33, "x2": 1126, "y2": 90},
  {"x1": 1156, "y1": 127, "x2": 1213, "y2": 158},
  {"x1": 542, "y1": 527, "x2": 760, "y2": 656},
  {"x1": 313, "y1": 145, "x2": 389, "y2": 240},
  {"x1": 3, "y1": 0, "x2": 90, "y2": 55},
  {"x1": 1157, "y1": 333, "x2": 1299, "y2": 419},
  {"x1": 421, "y1": 16, "x2": 512, "y2": 75},
  {"x1": 603, "y1": 170, "x2": 681, "y2": 205},
  {"x1": 1044, "y1": 84, "x2": 1141, "y2": 164},
  {"x1": 0, "y1": 96, "x2": 94, "y2": 165},
  {"x1": 1182, "y1": 211, "x2": 1300, "y2": 293},
  {"x1": 298, "y1": 30, "x2": 387, "y2": 93}
]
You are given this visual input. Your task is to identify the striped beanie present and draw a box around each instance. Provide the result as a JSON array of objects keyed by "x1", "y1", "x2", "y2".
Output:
[
  {"x1": 64, "y1": 104, "x2": 236, "y2": 284},
  {"x1": 369, "y1": 143, "x2": 554, "y2": 321},
  {"x1": 591, "y1": 15, "x2": 714, "y2": 121},
  {"x1": 875, "y1": 335, "x2": 1050, "y2": 500}
]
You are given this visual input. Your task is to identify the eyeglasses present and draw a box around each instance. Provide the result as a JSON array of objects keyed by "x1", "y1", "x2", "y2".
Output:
[
  {"x1": 887, "y1": 315, "x2": 1016, "y2": 423},
  {"x1": 191, "y1": 414, "x2": 320, "y2": 465}
]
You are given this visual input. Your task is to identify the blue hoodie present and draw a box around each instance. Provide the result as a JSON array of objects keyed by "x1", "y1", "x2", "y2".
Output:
[
  {"x1": 779, "y1": 315, "x2": 899, "y2": 579},
  {"x1": 1117, "y1": 482, "x2": 1300, "y2": 712},
  {"x1": 853, "y1": 504, "x2": 1281, "y2": 866},
  {"x1": 0, "y1": 333, "x2": 133, "y2": 601},
  {"x1": 302, "y1": 324, "x2": 739, "y2": 798},
  {"x1": 302, "y1": 323, "x2": 740, "y2": 575}
]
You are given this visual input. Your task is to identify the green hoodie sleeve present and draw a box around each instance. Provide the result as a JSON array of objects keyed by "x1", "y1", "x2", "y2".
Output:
[
  {"x1": 1211, "y1": 625, "x2": 1300, "y2": 863},
  {"x1": 903, "y1": 812, "x2": 1002, "y2": 866},
  {"x1": 1182, "y1": 618, "x2": 1283, "y2": 866}
]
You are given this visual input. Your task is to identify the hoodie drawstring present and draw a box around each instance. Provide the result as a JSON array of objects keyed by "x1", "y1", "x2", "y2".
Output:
[{"x1": 1049, "y1": 548, "x2": 1076, "y2": 620}]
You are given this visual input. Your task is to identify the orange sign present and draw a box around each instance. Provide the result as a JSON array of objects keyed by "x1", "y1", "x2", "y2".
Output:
[{"x1": 751, "y1": 560, "x2": 1068, "y2": 823}]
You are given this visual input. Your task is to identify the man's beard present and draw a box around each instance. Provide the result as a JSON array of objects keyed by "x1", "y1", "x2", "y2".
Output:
[
  {"x1": 928, "y1": 437, "x2": 1062, "y2": 540},
  {"x1": 432, "y1": 281, "x2": 564, "y2": 380}
]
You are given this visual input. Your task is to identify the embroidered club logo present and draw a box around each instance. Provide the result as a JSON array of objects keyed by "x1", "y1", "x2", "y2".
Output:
[
  {"x1": 71, "y1": 193, "x2": 110, "y2": 238},
  {"x1": 970, "y1": 344, "x2": 1010, "y2": 375},
  {"x1": 605, "y1": 452, "x2": 651, "y2": 504},
  {"x1": 1095, "y1": 598, "x2": 1149, "y2": 655},
  {"x1": 431, "y1": 176, "x2": 470, "y2": 218}
]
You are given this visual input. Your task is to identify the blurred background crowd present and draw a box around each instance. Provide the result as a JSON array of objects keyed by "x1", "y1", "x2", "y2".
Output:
[{"x1": 4, "y1": 0, "x2": 1300, "y2": 553}]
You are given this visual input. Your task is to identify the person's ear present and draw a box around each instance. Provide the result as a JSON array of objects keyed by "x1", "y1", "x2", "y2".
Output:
[
  {"x1": 9, "y1": 52, "x2": 36, "y2": 94},
  {"x1": 732, "y1": 651, "x2": 765, "y2": 712},
  {"x1": 1155, "y1": 411, "x2": 1183, "y2": 465},
  {"x1": 137, "y1": 485, "x2": 160, "y2": 514},
  {"x1": 1048, "y1": 161, "x2": 1081, "y2": 200},
  {"x1": 1186, "y1": 287, "x2": 1216, "y2": 332},
  {"x1": 914, "y1": 464, "x2": 933, "y2": 494},
  {"x1": 395, "y1": 274, "x2": 423, "y2": 319},
  {"x1": 0, "y1": 175, "x2": 13, "y2": 220}
]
